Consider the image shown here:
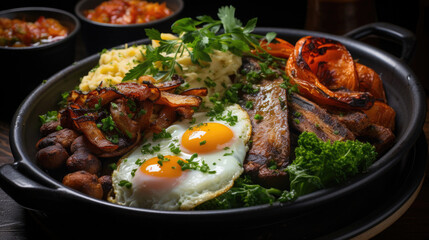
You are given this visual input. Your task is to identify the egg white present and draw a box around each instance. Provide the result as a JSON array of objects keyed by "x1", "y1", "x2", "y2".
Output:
[{"x1": 110, "y1": 104, "x2": 251, "y2": 210}]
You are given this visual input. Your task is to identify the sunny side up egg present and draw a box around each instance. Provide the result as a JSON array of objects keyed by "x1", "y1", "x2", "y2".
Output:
[{"x1": 110, "y1": 104, "x2": 252, "y2": 210}]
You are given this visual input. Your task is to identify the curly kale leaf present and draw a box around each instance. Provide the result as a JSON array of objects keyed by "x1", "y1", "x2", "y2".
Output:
[
  {"x1": 286, "y1": 132, "x2": 377, "y2": 197},
  {"x1": 195, "y1": 176, "x2": 283, "y2": 210}
]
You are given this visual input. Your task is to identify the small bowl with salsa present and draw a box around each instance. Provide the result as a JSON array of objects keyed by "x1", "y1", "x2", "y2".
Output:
[
  {"x1": 75, "y1": 0, "x2": 184, "y2": 55},
  {"x1": 0, "y1": 7, "x2": 80, "y2": 121}
]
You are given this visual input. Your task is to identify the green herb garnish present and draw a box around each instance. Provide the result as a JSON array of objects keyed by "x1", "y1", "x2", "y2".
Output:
[
  {"x1": 254, "y1": 114, "x2": 263, "y2": 121},
  {"x1": 285, "y1": 132, "x2": 377, "y2": 198},
  {"x1": 178, "y1": 153, "x2": 216, "y2": 174},
  {"x1": 122, "y1": 6, "x2": 273, "y2": 83},
  {"x1": 39, "y1": 111, "x2": 58, "y2": 124},
  {"x1": 119, "y1": 180, "x2": 132, "y2": 189},
  {"x1": 152, "y1": 128, "x2": 172, "y2": 141},
  {"x1": 196, "y1": 175, "x2": 282, "y2": 210}
]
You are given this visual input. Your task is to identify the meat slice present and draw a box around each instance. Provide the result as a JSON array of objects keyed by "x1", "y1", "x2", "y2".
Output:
[
  {"x1": 357, "y1": 124, "x2": 395, "y2": 154},
  {"x1": 288, "y1": 93, "x2": 355, "y2": 142},
  {"x1": 240, "y1": 78, "x2": 291, "y2": 189},
  {"x1": 328, "y1": 109, "x2": 371, "y2": 135},
  {"x1": 328, "y1": 108, "x2": 395, "y2": 154}
]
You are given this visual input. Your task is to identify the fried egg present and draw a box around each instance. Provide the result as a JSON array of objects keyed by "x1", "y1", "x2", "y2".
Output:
[{"x1": 110, "y1": 104, "x2": 251, "y2": 210}]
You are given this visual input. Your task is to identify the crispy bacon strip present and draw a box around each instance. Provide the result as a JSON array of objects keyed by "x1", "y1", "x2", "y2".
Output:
[
  {"x1": 77, "y1": 121, "x2": 119, "y2": 152},
  {"x1": 97, "y1": 132, "x2": 142, "y2": 158},
  {"x1": 67, "y1": 103, "x2": 119, "y2": 152},
  {"x1": 175, "y1": 106, "x2": 194, "y2": 119},
  {"x1": 85, "y1": 82, "x2": 159, "y2": 108},
  {"x1": 152, "y1": 75, "x2": 184, "y2": 91},
  {"x1": 63, "y1": 77, "x2": 206, "y2": 157},
  {"x1": 110, "y1": 98, "x2": 140, "y2": 139},
  {"x1": 180, "y1": 88, "x2": 208, "y2": 97},
  {"x1": 137, "y1": 75, "x2": 156, "y2": 84},
  {"x1": 116, "y1": 82, "x2": 157, "y2": 101},
  {"x1": 152, "y1": 106, "x2": 177, "y2": 133},
  {"x1": 155, "y1": 91, "x2": 202, "y2": 108},
  {"x1": 85, "y1": 87, "x2": 122, "y2": 108},
  {"x1": 135, "y1": 100, "x2": 153, "y2": 131},
  {"x1": 68, "y1": 90, "x2": 87, "y2": 106}
]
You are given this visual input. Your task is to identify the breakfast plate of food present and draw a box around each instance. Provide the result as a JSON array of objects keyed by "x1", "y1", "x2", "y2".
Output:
[{"x1": 0, "y1": 5, "x2": 426, "y2": 238}]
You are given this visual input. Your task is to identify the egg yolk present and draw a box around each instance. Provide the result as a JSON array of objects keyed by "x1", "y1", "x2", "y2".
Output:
[
  {"x1": 140, "y1": 155, "x2": 186, "y2": 178},
  {"x1": 181, "y1": 122, "x2": 234, "y2": 154}
]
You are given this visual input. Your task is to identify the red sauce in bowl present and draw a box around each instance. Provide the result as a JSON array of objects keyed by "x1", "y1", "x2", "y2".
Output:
[
  {"x1": 84, "y1": 0, "x2": 173, "y2": 25},
  {"x1": 0, "y1": 16, "x2": 68, "y2": 47}
]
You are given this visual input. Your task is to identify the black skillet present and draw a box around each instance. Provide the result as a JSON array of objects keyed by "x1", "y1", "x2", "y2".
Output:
[{"x1": 0, "y1": 22, "x2": 426, "y2": 238}]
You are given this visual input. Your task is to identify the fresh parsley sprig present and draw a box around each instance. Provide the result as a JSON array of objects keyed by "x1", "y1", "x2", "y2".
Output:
[
  {"x1": 122, "y1": 44, "x2": 176, "y2": 81},
  {"x1": 122, "y1": 6, "x2": 275, "y2": 83}
]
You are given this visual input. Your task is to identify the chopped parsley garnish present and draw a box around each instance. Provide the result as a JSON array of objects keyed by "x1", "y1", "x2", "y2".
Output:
[
  {"x1": 119, "y1": 180, "x2": 132, "y2": 189},
  {"x1": 223, "y1": 150, "x2": 234, "y2": 156},
  {"x1": 169, "y1": 143, "x2": 181, "y2": 154},
  {"x1": 39, "y1": 111, "x2": 58, "y2": 124},
  {"x1": 207, "y1": 109, "x2": 238, "y2": 126},
  {"x1": 189, "y1": 117, "x2": 196, "y2": 124},
  {"x1": 111, "y1": 102, "x2": 118, "y2": 109},
  {"x1": 98, "y1": 115, "x2": 118, "y2": 132},
  {"x1": 108, "y1": 163, "x2": 117, "y2": 170},
  {"x1": 137, "y1": 109, "x2": 147, "y2": 117},
  {"x1": 157, "y1": 154, "x2": 170, "y2": 166},
  {"x1": 245, "y1": 101, "x2": 254, "y2": 109},
  {"x1": 135, "y1": 158, "x2": 145, "y2": 166},
  {"x1": 106, "y1": 134, "x2": 119, "y2": 144},
  {"x1": 178, "y1": 153, "x2": 216, "y2": 174},
  {"x1": 141, "y1": 143, "x2": 161, "y2": 154},
  {"x1": 58, "y1": 91, "x2": 70, "y2": 108},
  {"x1": 152, "y1": 128, "x2": 172, "y2": 141},
  {"x1": 204, "y1": 77, "x2": 217, "y2": 88},
  {"x1": 94, "y1": 98, "x2": 102, "y2": 111},
  {"x1": 268, "y1": 160, "x2": 278, "y2": 170},
  {"x1": 254, "y1": 114, "x2": 263, "y2": 121},
  {"x1": 127, "y1": 99, "x2": 137, "y2": 112}
]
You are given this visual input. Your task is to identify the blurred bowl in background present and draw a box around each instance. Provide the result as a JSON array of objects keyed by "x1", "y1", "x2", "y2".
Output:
[
  {"x1": 74, "y1": 0, "x2": 184, "y2": 55},
  {"x1": 0, "y1": 7, "x2": 80, "y2": 121}
]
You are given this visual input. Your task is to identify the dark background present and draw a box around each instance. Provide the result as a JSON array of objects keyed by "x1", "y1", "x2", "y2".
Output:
[
  {"x1": 0, "y1": 0, "x2": 421, "y2": 30},
  {"x1": 0, "y1": 0, "x2": 422, "y2": 31},
  {"x1": 1, "y1": 0, "x2": 427, "y2": 90}
]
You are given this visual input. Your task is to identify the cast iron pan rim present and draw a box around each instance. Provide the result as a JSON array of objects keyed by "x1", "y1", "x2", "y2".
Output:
[
  {"x1": 74, "y1": 0, "x2": 184, "y2": 28},
  {"x1": 9, "y1": 27, "x2": 426, "y2": 219},
  {"x1": 0, "y1": 7, "x2": 81, "y2": 51}
]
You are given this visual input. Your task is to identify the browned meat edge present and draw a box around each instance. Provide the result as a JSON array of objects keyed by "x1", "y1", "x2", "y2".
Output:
[
  {"x1": 241, "y1": 78, "x2": 291, "y2": 189},
  {"x1": 288, "y1": 93, "x2": 356, "y2": 142}
]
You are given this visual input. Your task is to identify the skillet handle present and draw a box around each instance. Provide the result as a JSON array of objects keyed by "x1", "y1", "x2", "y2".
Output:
[
  {"x1": 343, "y1": 22, "x2": 416, "y2": 63},
  {"x1": 0, "y1": 163, "x2": 75, "y2": 211}
]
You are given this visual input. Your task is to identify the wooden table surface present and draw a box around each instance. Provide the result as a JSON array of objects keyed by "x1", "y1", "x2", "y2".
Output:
[{"x1": 0, "y1": 100, "x2": 428, "y2": 239}]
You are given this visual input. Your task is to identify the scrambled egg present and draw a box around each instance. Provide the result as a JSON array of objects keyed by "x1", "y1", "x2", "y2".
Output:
[
  {"x1": 79, "y1": 45, "x2": 146, "y2": 91},
  {"x1": 78, "y1": 34, "x2": 242, "y2": 108}
]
